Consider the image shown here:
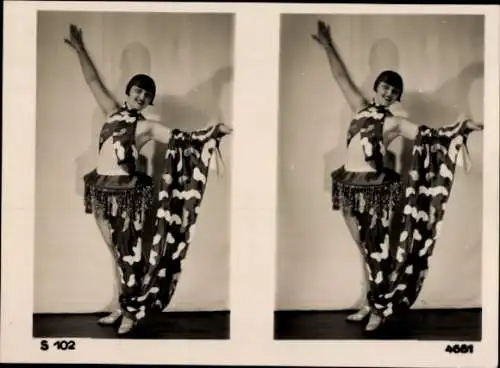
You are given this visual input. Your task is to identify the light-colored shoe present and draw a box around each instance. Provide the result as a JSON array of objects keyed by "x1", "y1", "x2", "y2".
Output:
[
  {"x1": 97, "y1": 309, "x2": 122, "y2": 325},
  {"x1": 365, "y1": 312, "x2": 383, "y2": 332},
  {"x1": 346, "y1": 306, "x2": 371, "y2": 322},
  {"x1": 117, "y1": 316, "x2": 137, "y2": 335}
]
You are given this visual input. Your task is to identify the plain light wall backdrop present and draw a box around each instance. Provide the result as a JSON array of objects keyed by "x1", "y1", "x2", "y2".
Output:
[
  {"x1": 277, "y1": 14, "x2": 484, "y2": 310},
  {"x1": 35, "y1": 11, "x2": 234, "y2": 313}
]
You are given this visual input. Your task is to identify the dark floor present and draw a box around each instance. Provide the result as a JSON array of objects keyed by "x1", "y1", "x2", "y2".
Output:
[
  {"x1": 33, "y1": 311, "x2": 230, "y2": 340},
  {"x1": 274, "y1": 308, "x2": 481, "y2": 341}
]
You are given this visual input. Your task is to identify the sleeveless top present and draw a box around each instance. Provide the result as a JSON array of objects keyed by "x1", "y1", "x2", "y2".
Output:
[
  {"x1": 98, "y1": 102, "x2": 144, "y2": 174},
  {"x1": 84, "y1": 103, "x2": 152, "y2": 215},
  {"x1": 330, "y1": 102, "x2": 401, "y2": 214},
  {"x1": 346, "y1": 101, "x2": 393, "y2": 172}
]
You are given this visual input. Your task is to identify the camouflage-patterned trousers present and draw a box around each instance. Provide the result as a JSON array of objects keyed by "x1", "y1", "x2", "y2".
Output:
[
  {"x1": 336, "y1": 182, "x2": 433, "y2": 317},
  {"x1": 84, "y1": 171, "x2": 181, "y2": 321}
]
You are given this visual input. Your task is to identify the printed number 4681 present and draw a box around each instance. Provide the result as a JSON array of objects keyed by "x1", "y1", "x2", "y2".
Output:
[{"x1": 445, "y1": 344, "x2": 474, "y2": 354}]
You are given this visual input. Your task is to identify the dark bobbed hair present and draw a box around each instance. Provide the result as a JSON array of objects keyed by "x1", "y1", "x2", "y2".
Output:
[
  {"x1": 125, "y1": 74, "x2": 156, "y2": 105},
  {"x1": 373, "y1": 70, "x2": 404, "y2": 101}
]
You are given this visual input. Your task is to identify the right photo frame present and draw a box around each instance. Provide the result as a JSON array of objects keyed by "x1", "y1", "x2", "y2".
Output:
[{"x1": 275, "y1": 13, "x2": 484, "y2": 341}]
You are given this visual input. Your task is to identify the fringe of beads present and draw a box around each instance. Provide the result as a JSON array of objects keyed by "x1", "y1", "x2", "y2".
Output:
[
  {"x1": 84, "y1": 176, "x2": 153, "y2": 218},
  {"x1": 332, "y1": 177, "x2": 402, "y2": 215}
]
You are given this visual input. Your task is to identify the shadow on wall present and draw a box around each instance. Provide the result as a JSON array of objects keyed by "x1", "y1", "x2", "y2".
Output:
[
  {"x1": 147, "y1": 65, "x2": 232, "y2": 205},
  {"x1": 74, "y1": 42, "x2": 233, "y2": 312},
  {"x1": 398, "y1": 61, "x2": 484, "y2": 176},
  {"x1": 321, "y1": 37, "x2": 484, "y2": 309}
]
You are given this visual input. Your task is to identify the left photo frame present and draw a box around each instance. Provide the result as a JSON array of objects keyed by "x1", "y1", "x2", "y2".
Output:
[{"x1": 33, "y1": 10, "x2": 234, "y2": 340}]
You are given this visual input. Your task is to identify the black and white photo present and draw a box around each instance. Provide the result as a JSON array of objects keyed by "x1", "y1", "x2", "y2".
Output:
[
  {"x1": 33, "y1": 10, "x2": 234, "y2": 339},
  {"x1": 275, "y1": 13, "x2": 485, "y2": 340},
  {"x1": 2, "y1": 2, "x2": 499, "y2": 367}
]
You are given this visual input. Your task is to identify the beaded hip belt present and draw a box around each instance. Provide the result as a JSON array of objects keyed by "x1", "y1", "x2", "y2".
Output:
[
  {"x1": 83, "y1": 169, "x2": 153, "y2": 218},
  {"x1": 331, "y1": 166, "x2": 402, "y2": 215}
]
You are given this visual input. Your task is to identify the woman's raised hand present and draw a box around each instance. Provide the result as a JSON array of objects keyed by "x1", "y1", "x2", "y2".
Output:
[
  {"x1": 64, "y1": 24, "x2": 85, "y2": 52},
  {"x1": 312, "y1": 20, "x2": 334, "y2": 49}
]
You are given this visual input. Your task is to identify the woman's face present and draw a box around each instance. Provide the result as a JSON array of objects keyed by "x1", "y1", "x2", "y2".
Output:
[
  {"x1": 374, "y1": 81, "x2": 400, "y2": 107},
  {"x1": 127, "y1": 85, "x2": 154, "y2": 111}
]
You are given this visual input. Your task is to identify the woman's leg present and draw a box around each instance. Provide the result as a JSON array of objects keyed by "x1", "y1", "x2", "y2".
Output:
[
  {"x1": 365, "y1": 310, "x2": 384, "y2": 331},
  {"x1": 93, "y1": 209, "x2": 123, "y2": 324},
  {"x1": 110, "y1": 206, "x2": 148, "y2": 335},
  {"x1": 342, "y1": 211, "x2": 371, "y2": 321},
  {"x1": 94, "y1": 204, "x2": 145, "y2": 333},
  {"x1": 359, "y1": 207, "x2": 394, "y2": 332},
  {"x1": 342, "y1": 206, "x2": 393, "y2": 332}
]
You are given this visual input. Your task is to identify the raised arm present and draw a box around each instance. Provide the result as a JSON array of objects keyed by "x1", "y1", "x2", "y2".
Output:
[
  {"x1": 312, "y1": 20, "x2": 368, "y2": 112},
  {"x1": 64, "y1": 24, "x2": 119, "y2": 116}
]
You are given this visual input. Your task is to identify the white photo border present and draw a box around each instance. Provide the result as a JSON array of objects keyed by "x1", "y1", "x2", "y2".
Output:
[{"x1": 2, "y1": 2, "x2": 498, "y2": 367}]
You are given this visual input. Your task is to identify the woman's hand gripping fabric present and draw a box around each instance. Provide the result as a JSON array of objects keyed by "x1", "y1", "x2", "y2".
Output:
[{"x1": 215, "y1": 123, "x2": 233, "y2": 138}]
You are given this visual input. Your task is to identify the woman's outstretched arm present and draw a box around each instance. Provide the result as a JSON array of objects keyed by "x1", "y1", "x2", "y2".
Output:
[
  {"x1": 312, "y1": 20, "x2": 368, "y2": 112},
  {"x1": 64, "y1": 24, "x2": 119, "y2": 116},
  {"x1": 386, "y1": 115, "x2": 483, "y2": 141},
  {"x1": 141, "y1": 120, "x2": 233, "y2": 145},
  {"x1": 384, "y1": 116, "x2": 482, "y2": 173}
]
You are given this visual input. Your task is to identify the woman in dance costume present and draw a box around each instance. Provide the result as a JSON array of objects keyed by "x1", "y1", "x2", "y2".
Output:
[
  {"x1": 65, "y1": 24, "x2": 232, "y2": 336},
  {"x1": 312, "y1": 20, "x2": 483, "y2": 333}
]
